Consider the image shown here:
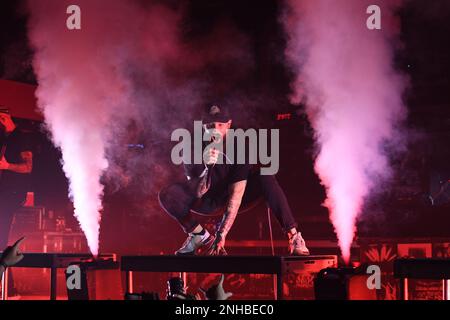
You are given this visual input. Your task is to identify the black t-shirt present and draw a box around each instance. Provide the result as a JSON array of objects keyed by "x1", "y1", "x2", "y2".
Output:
[
  {"x1": 184, "y1": 161, "x2": 251, "y2": 201},
  {"x1": 0, "y1": 129, "x2": 32, "y2": 195}
]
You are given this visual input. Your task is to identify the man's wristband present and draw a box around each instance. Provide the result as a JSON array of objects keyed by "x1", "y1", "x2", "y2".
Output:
[
  {"x1": 0, "y1": 261, "x2": 8, "y2": 269},
  {"x1": 215, "y1": 231, "x2": 225, "y2": 241}
]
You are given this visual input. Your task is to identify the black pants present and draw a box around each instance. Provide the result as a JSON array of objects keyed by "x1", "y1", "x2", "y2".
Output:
[
  {"x1": 0, "y1": 192, "x2": 24, "y2": 295},
  {"x1": 159, "y1": 173, "x2": 298, "y2": 234},
  {"x1": 0, "y1": 192, "x2": 25, "y2": 249}
]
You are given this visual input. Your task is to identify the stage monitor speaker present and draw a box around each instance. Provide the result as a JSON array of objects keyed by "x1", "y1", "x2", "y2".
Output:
[
  {"x1": 65, "y1": 261, "x2": 122, "y2": 300},
  {"x1": 314, "y1": 267, "x2": 377, "y2": 300}
]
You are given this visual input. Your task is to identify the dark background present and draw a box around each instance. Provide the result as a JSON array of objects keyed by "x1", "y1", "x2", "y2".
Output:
[{"x1": 0, "y1": 0, "x2": 449, "y2": 255}]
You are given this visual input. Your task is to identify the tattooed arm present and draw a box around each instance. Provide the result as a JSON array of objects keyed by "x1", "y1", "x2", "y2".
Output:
[
  {"x1": 209, "y1": 180, "x2": 247, "y2": 255},
  {"x1": 0, "y1": 151, "x2": 33, "y2": 173}
]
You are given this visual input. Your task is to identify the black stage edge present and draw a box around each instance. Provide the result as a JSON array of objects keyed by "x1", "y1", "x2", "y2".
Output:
[
  {"x1": 121, "y1": 255, "x2": 338, "y2": 300},
  {"x1": 0, "y1": 252, "x2": 118, "y2": 300}
]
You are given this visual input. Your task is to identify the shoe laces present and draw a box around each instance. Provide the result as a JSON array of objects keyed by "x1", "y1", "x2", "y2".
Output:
[
  {"x1": 181, "y1": 233, "x2": 196, "y2": 247},
  {"x1": 290, "y1": 233, "x2": 304, "y2": 246}
]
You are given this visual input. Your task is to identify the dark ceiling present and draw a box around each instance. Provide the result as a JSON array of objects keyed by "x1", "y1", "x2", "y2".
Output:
[{"x1": 1, "y1": 0, "x2": 449, "y2": 124}]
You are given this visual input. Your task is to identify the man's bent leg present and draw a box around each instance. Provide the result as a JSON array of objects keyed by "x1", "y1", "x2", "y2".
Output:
[
  {"x1": 255, "y1": 175, "x2": 298, "y2": 232},
  {"x1": 158, "y1": 182, "x2": 215, "y2": 255},
  {"x1": 250, "y1": 174, "x2": 309, "y2": 255},
  {"x1": 158, "y1": 182, "x2": 200, "y2": 234}
]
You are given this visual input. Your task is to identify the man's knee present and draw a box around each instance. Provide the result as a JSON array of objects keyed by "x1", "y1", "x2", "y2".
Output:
[
  {"x1": 258, "y1": 174, "x2": 281, "y2": 191},
  {"x1": 158, "y1": 182, "x2": 196, "y2": 217}
]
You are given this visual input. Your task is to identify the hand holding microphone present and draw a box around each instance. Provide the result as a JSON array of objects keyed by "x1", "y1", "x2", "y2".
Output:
[{"x1": 204, "y1": 147, "x2": 220, "y2": 166}]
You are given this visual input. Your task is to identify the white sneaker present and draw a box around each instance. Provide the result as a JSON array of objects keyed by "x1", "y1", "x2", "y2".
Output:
[
  {"x1": 289, "y1": 232, "x2": 310, "y2": 256},
  {"x1": 175, "y1": 229, "x2": 214, "y2": 256}
]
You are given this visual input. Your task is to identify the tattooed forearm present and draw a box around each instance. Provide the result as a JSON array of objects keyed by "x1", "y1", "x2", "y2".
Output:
[
  {"x1": 6, "y1": 151, "x2": 33, "y2": 174},
  {"x1": 217, "y1": 180, "x2": 247, "y2": 238}
]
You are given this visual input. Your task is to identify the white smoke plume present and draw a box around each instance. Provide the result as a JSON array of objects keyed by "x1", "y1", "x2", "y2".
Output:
[
  {"x1": 283, "y1": 0, "x2": 408, "y2": 263},
  {"x1": 27, "y1": 0, "x2": 184, "y2": 256},
  {"x1": 27, "y1": 0, "x2": 254, "y2": 255}
]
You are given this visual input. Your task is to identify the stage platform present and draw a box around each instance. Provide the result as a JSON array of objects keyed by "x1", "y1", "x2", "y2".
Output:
[
  {"x1": 394, "y1": 258, "x2": 450, "y2": 300},
  {"x1": 0, "y1": 253, "x2": 118, "y2": 300},
  {"x1": 121, "y1": 255, "x2": 338, "y2": 300},
  {"x1": 2, "y1": 253, "x2": 337, "y2": 300}
]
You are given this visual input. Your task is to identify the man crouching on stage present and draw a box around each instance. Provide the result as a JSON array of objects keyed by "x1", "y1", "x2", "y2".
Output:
[{"x1": 159, "y1": 104, "x2": 309, "y2": 256}]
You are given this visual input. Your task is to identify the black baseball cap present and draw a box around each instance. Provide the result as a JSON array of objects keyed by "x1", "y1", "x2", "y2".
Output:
[{"x1": 202, "y1": 103, "x2": 232, "y2": 123}]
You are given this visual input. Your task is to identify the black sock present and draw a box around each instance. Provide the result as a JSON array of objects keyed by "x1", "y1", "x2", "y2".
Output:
[{"x1": 193, "y1": 228, "x2": 205, "y2": 236}]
